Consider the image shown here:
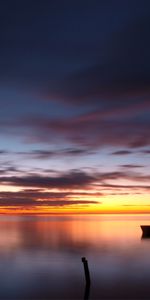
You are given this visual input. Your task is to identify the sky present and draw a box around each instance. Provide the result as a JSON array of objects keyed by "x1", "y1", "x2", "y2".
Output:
[{"x1": 0, "y1": 0, "x2": 150, "y2": 214}]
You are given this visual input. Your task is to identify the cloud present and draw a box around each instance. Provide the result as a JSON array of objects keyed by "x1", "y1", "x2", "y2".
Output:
[
  {"x1": 0, "y1": 170, "x2": 96, "y2": 189},
  {"x1": 111, "y1": 150, "x2": 133, "y2": 156},
  {"x1": 23, "y1": 113, "x2": 150, "y2": 149},
  {"x1": 20, "y1": 148, "x2": 92, "y2": 159},
  {"x1": 140, "y1": 150, "x2": 150, "y2": 155},
  {"x1": 0, "y1": 169, "x2": 150, "y2": 192},
  {"x1": 100, "y1": 182, "x2": 150, "y2": 192},
  {"x1": 0, "y1": 150, "x2": 8, "y2": 155},
  {"x1": 0, "y1": 190, "x2": 99, "y2": 207},
  {"x1": 120, "y1": 164, "x2": 144, "y2": 169},
  {"x1": 0, "y1": 168, "x2": 150, "y2": 209},
  {"x1": 0, "y1": 105, "x2": 149, "y2": 151}
]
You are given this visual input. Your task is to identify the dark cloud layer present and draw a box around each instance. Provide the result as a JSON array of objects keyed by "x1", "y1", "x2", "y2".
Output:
[
  {"x1": 24, "y1": 113, "x2": 150, "y2": 149},
  {"x1": 0, "y1": 171, "x2": 95, "y2": 189},
  {"x1": 21, "y1": 148, "x2": 92, "y2": 159},
  {"x1": 111, "y1": 150, "x2": 133, "y2": 156},
  {"x1": 0, "y1": 189, "x2": 99, "y2": 208},
  {"x1": 0, "y1": 1, "x2": 150, "y2": 103},
  {"x1": 0, "y1": 0, "x2": 150, "y2": 151},
  {"x1": 120, "y1": 164, "x2": 144, "y2": 169},
  {"x1": 0, "y1": 169, "x2": 150, "y2": 190}
]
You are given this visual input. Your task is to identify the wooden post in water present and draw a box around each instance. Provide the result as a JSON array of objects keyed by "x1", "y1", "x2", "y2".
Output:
[{"x1": 81, "y1": 257, "x2": 91, "y2": 286}]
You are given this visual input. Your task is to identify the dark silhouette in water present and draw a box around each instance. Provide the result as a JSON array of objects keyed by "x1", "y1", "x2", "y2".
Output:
[
  {"x1": 141, "y1": 225, "x2": 150, "y2": 238},
  {"x1": 83, "y1": 283, "x2": 90, "y2": 300},
  {"x1": 81, "y1": 257, "x2": 91, "y2": 286},
  {"x1": 82, "y1": 257, "x2": 91, "y2": 300}
]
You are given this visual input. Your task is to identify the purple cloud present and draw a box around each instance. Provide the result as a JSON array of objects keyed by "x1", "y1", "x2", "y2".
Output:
[
  {"x1": 111, "y1": 150, "x2": 133, "y2": 156},
  {"x1": 0, "y1": 190, "x2": 99, "y2": 208}
]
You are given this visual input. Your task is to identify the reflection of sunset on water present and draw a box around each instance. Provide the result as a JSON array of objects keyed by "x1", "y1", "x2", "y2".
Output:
[
  {"x1": 0, "y1": 215, "x2": 150, "y2": 299},
  {"x1": 0, "y1": 215, "x2": 150, "y2": 255}
]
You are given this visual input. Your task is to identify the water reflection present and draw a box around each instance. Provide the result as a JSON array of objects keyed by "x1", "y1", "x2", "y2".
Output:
[
  {"x1": 83, "y1": 283, "x2": 90, "y2": 300},
  {"x1": 0, "y1": 214, "x2": 150, "y2": 299},
  {"x1": 0, "y1": 215, "x2": 145, "y2": 253}
]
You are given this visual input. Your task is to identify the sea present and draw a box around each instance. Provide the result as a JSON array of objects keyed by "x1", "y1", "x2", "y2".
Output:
[{"x1": 0, "y1": 214, "x2": 150, "y2": 299}]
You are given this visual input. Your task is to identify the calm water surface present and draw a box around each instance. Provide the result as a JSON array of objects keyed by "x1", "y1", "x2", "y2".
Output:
[{"x1": 0, "y1": 214, "x2": 150, "y2": 299}]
